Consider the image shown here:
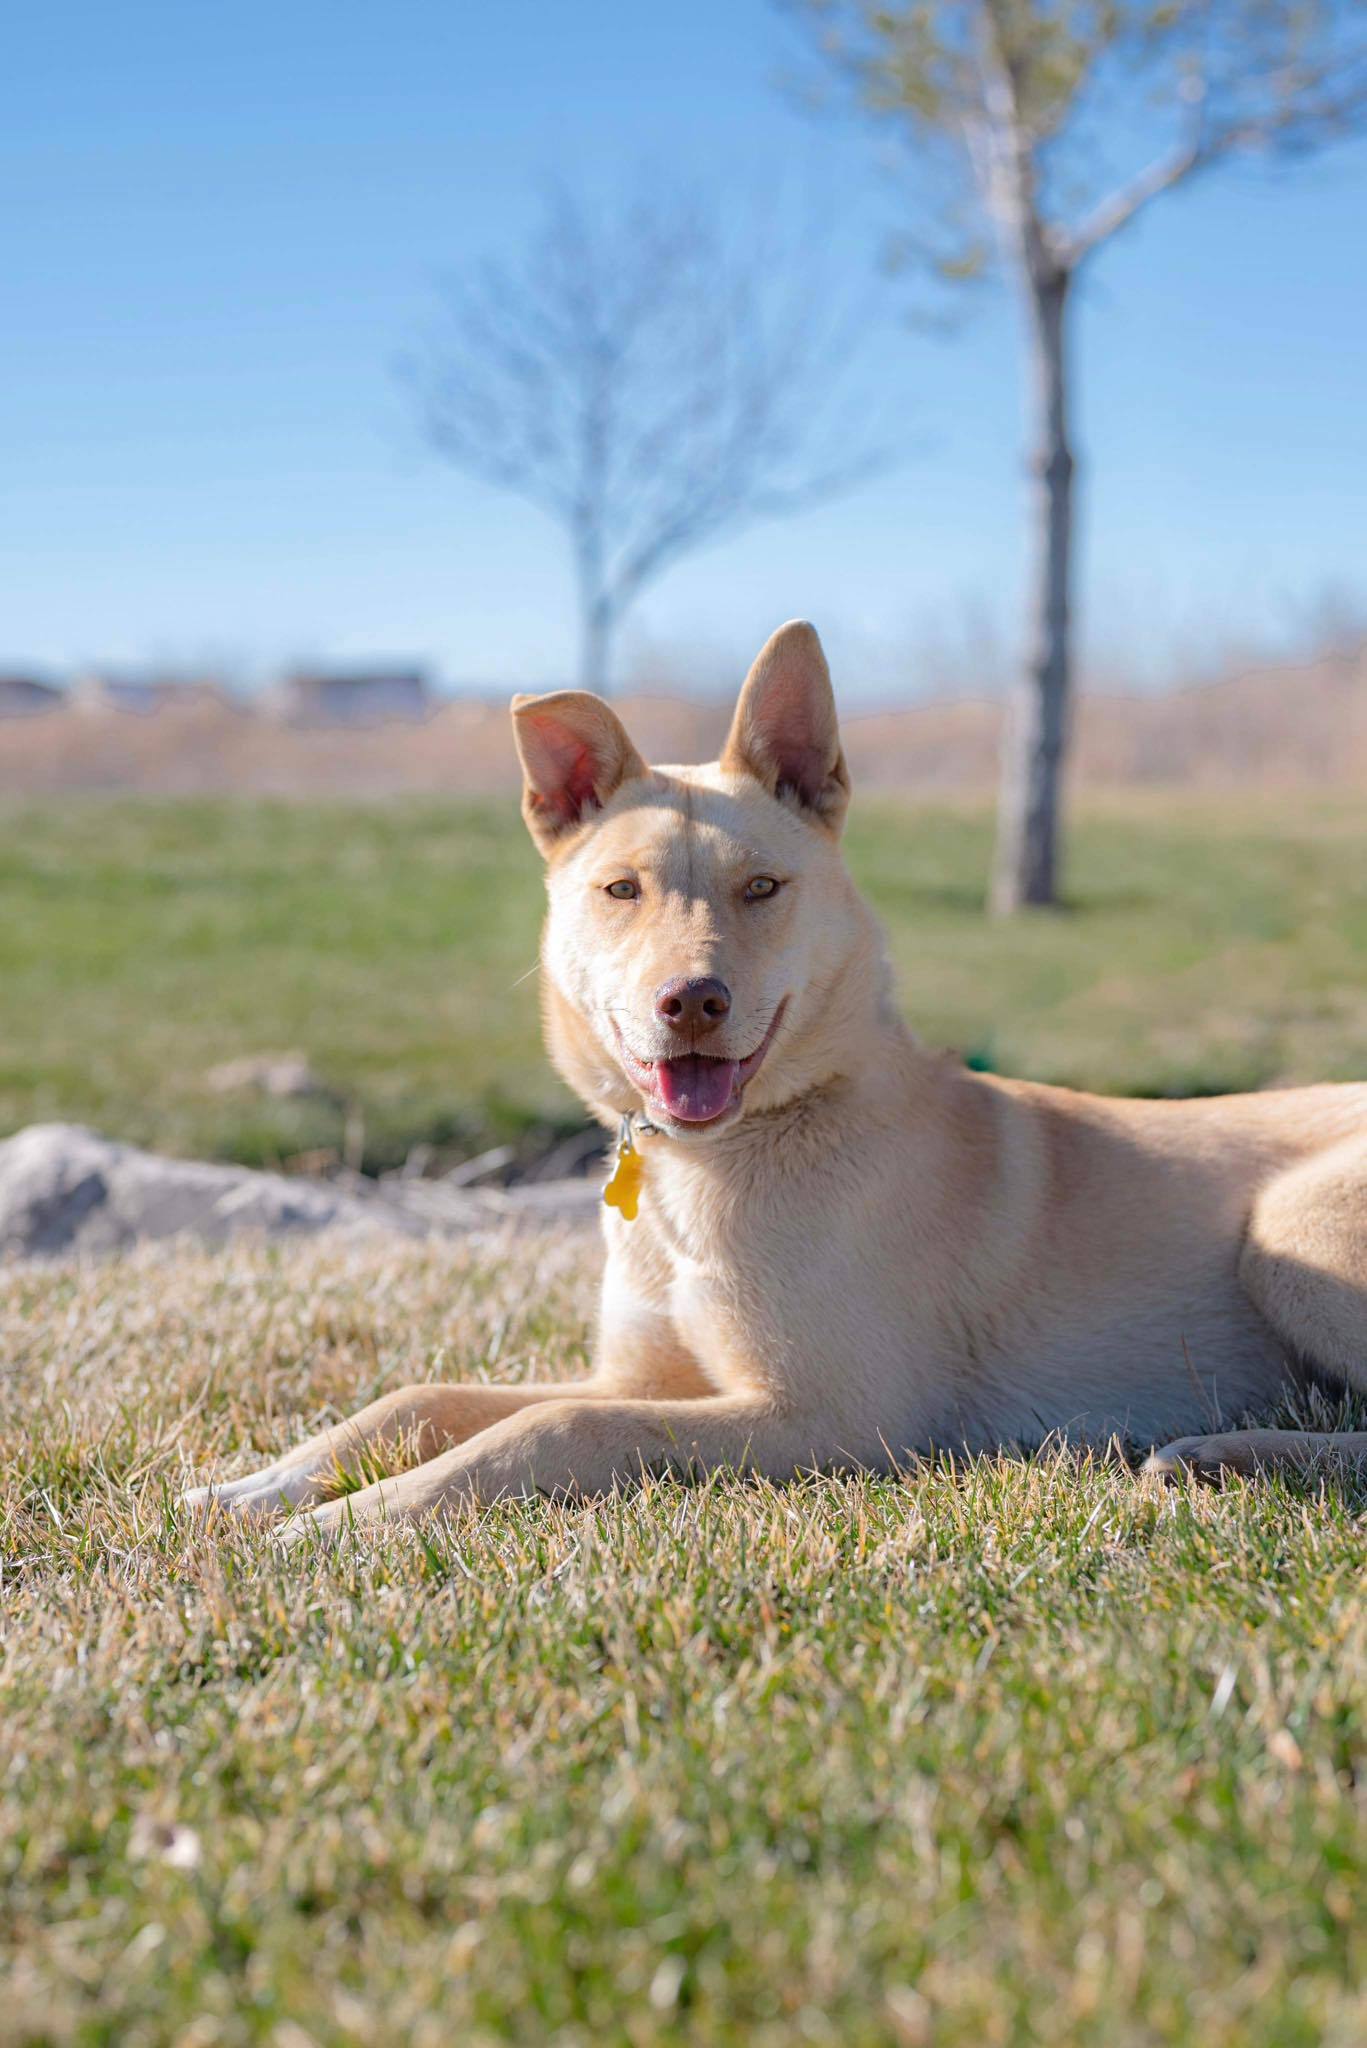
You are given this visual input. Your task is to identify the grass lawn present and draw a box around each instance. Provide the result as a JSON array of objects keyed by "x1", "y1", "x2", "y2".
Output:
[
  {"x1": 2, "y1": 794, "x2": 1366, "y2": 1170},
  {"x1": 2, "y1": 794, "x2": 1365, "y2": 2044},
  {"x1": 2, "y1": 1238, "x2": 1365, "y2": 2047}
]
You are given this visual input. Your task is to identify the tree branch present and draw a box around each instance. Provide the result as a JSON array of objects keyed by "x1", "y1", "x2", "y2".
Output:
[
  {"x1": 1064, "y1": 136, "x2": 1205, "y2": 265},
  {"x1": 970, "y1": 2, "x2": 1068, "y2": 285},
  {"x1": 1066, "y1": 68, "x2": 1367, "y2": 268}
]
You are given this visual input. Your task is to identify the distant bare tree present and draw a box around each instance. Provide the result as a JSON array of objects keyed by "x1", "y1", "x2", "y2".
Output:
[
  {"x1": 795, "y1": 1, "x2": 1367, "y2": 910},
  {"x1": 409, "y1": 184, "x2": 884, "y2": 693}
]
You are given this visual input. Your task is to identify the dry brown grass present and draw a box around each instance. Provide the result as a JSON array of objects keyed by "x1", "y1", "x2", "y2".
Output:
[{"x1": 4, "y1": 645, "x2": 1365, "y2": 797}]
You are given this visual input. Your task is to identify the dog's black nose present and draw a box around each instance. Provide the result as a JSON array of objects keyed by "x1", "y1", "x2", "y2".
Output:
[{"x1": 654, "y1": 975, "x2": 732, "y2": 1035}]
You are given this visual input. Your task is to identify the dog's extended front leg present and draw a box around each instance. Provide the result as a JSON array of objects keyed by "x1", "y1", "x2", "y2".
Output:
[
  {"x1": 181, "y1": 1381, "x2": 603, "y2": 1520},
  {"x1": 282, "y1": 1394, "x2": 851, "y2": 1540},
  {"x1": 186, "y1": 1235, "x2": 712, "y2": 1525}
]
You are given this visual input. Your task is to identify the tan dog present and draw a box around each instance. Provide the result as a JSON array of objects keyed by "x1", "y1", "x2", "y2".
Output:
[{"x1": 185, "y1": 621, "x2": 1367, "y2": 1534}]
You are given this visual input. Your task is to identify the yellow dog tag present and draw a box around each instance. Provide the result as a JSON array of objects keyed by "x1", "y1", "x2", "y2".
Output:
[{"x1": 604, "y1": 1117, "x2": 645, "y2": 1222}]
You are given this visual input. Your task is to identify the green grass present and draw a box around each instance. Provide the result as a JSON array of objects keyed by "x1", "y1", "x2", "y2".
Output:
[
  {"x1": 2, "y1": 794, "x2": 1366, "y2": 1171},
  {"x1": 2, "y1": 1240, "x2": 1364, "y2": 2046},
  {"x1": 0, "y1": 800, "x2": 559, "y2": 1173},
  {"x1": 3, "y1": 795, "x2": 1366, "y2": 2043}
]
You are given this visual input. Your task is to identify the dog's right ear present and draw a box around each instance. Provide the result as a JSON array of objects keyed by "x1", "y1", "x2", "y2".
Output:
[{"x1": 511, "y1": 691, "x2": 648, "y2": 856}]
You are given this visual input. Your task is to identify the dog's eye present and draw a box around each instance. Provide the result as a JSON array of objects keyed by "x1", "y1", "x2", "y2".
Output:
[
  {"x1": 604, "y1": 879, "x2": 639, "y2": 901},
  {"x1": 744, "y1": 875, "x2": 780, "y2": 901}
]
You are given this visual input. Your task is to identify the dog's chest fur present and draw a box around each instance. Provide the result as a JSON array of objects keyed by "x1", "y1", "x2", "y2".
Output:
[{"x1": 611, "y1": 1064, "x2": 1309, "y2": 1456}]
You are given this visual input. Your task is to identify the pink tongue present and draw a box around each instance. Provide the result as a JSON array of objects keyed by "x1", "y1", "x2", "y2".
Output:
[{"x1": 655, "y1": 1055, "x2": 740, "y2": 1123}]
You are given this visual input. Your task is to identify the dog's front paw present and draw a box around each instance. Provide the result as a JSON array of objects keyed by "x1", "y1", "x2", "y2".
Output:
[{"x1": 179, "y1": 1464, "x2": 299, "y2": 1522}]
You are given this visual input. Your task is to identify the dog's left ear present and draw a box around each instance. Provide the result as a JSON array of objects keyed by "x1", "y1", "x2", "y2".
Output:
[
  {"x1": 511, "y1": 690, "x2": 648, "y2": 856},
  {"x1": 722, "y1": 621, "x2": 850, "y2": 833}
]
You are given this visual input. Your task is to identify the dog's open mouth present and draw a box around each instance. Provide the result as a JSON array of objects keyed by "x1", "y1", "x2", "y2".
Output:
[{"x1": 615, "y1": 1003, "x2": 786, "y2": 1127}]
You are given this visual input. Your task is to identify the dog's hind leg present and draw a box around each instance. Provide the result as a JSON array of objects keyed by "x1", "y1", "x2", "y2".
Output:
[
  {"x1": 1148, "y1": 1134, "x2": 1367, "y2": 1480},
  {"x1": 180, "y1": 1380, "x2": 602, "y2": 1519},
  {"x1": 1144, "y1": 1425, "x2": 1367, "y2": 1480}
]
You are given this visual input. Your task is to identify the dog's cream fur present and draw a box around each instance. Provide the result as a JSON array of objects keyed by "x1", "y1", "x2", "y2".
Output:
[{"x1": 185, "y1": 622, "x2": 1367, "y2": 1533}]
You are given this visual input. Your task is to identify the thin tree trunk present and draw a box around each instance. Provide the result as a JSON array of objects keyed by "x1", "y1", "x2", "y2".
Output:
[
  {"x1": 574, "y1": 499, "x2": 613, "y2": 695},
  {"x1": 992, "y1": 267, "x2": 1076, "y2": 913},
  {"x1": 578, "y1": 594, "x2": 614, "y2": 695}
]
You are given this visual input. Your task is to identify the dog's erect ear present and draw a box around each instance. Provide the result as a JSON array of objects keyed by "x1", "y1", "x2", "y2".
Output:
[
  {"x1": 721, "y1": 621, "x2": 850, "y2": 832},
  {"x1": 511, "y1": 690, "x2": 648, "y2": 855}
]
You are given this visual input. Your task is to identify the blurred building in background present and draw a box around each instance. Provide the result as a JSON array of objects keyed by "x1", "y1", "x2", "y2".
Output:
[
  {"x1": 266, "y1": 668, "x2": 432, "y2": 725},
  {"x1": 73, "y1": 672, "x2": 231, "y2": 716},
  {"x1": 0, "y1": 675, "x2": 64, "y2": 718}
]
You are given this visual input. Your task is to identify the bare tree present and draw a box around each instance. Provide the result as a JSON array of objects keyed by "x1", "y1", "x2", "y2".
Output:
[
  {"x1": 795, "y1": 1, "x2": 1367, "y2": 909},
  {"x1": 409, "y1": 184, "x2": 884, "y2": 693}
]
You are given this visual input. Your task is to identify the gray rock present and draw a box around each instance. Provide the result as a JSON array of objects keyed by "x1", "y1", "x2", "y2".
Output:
[{"x1": 0, "y1": 1124, "x2": 601, "y2": 1262}]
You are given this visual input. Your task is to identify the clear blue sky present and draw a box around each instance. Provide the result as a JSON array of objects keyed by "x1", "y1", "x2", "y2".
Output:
[{"x1": 3, "y1": 0, "x2": 1365, "y2": 699}]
